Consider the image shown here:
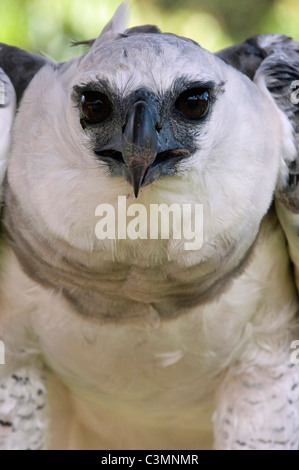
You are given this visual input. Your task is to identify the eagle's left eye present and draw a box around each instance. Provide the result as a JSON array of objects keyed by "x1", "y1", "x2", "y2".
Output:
[
  {"x1": 81, "y1": 91, "x2": 112, "y2": 124},
  {"x1": 175, "y1": 88, "x2": 209, "y2": 120}
]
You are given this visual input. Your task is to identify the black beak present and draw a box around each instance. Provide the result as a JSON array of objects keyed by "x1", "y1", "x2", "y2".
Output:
[
  {"x1": 122, "y1": 100, "x2": 159, "y2": 197},
  {"x1": 95, "y1": 97, "x2": 192, "y2": 197}
]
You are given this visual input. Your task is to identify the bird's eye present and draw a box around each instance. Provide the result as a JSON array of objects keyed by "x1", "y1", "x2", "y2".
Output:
[
  {"x1": 175, "y1": 88, "x2": 209, "y2": 120},
  {"x1": 81, "y1": 91, "x2": 112, "y2": 124}
]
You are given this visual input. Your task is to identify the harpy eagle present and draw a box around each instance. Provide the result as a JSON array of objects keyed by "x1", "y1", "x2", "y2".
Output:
[{"x1": 0, "y1": 4, "x2": 299, "y2": 450}]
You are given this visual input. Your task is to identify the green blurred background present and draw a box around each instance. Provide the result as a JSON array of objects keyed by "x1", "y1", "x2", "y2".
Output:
[{"x1": 0, "y1": 0, "x2": 299, "y2": 61}]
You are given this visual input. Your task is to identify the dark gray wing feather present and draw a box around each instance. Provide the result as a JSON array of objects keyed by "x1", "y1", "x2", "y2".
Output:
[
  {"x1": 217, "y1": 34, "x2": 299, "y2": 299},
  {"x1": 215, "y1": 34, "x2": 299, "y2": 79},
  {"x1": 0, "y1": 43, "x2": 50, "y2": 104},
  {"x1": 216, "y1": 35, "x2": 268, "y2": 80},
  {"x1": 216, "y1": 34, "x2": 299, "y2": 210},
  {"x1": 256, "y1": 46, "x2": 299, "y2": 211}
]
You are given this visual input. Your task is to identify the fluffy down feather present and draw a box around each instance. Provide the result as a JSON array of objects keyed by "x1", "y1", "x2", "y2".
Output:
[{"x1": 0, "y1": 5, "x2": 299, "y2": 450}]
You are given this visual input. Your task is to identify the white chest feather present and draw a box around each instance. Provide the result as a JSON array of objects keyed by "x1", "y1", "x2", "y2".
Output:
[{"x1": 1, "y1": 211, "x2": 297, "y2": 450}]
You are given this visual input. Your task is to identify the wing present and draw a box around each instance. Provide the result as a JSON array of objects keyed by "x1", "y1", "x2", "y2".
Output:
[
  {"x1": 216, "y1": 34, "x2": 299, "y2": 160},
  {"x1": 0, "y1": 45, "x2": 52, "y2": 202},
  {"x1": 0, "y1": 366, "x2": 48, "y2": 450},
  {"x1": 0, "y1": 6, "x2": 129, "y2": 449},
  {"x1": 216, "y1": 35, "x2": 299, "y2": 292},
  {"x1": 0, "y1": 46, "x2": 52, "y2": 450},
  {"x1": 0, "y1": 68, "x2": 15, "y2": 196},
  {"x1": 0, "y1": 44, "x2": 49, "y2": 105}
]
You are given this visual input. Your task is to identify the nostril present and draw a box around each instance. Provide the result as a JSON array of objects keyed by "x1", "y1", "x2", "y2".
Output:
[
  {"x1": 95, "y1": 149, "x2": 124, "y2": 163},
  {"x1": 122, "y1": 121, "x2": 126, "y2": 133},
  {"x1": 155, "y1": 122, "x2": 162, "y2": 133},
  {"x1": 154, "y1": 149, "x2": 191, "y2": 165}
]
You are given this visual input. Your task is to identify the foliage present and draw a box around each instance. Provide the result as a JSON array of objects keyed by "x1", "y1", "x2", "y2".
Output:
[{"x1": 0, "y1": 0, "x2": 299, "y2": 60}]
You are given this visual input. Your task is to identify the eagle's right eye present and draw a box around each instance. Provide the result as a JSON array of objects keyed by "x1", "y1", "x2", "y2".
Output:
[
  {"x1": 175, "y1": 88, "x2": 209, "y2": 121},
  {"x1": 81, "y1": 91, "x2": 112, "y2": 124}
]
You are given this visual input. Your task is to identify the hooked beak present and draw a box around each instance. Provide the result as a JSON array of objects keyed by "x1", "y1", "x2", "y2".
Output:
[
  {"x1": 95, "y1": 97, "x2": 192, "y2": 198},
  {"x1": 122, "y1": 100, "x2": 159, "y2": 197}
]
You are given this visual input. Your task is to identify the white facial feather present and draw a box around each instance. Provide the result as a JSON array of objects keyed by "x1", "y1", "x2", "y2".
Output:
[
  {"x1": 2, "y1": 9, "x2": 299, "y2": 451},
  {"x1": 95, "y1": 2, "x2": 128, "y2": 42},
  {"x1": 7, "y1": 34, "x2": 289, "y2": 273}
]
